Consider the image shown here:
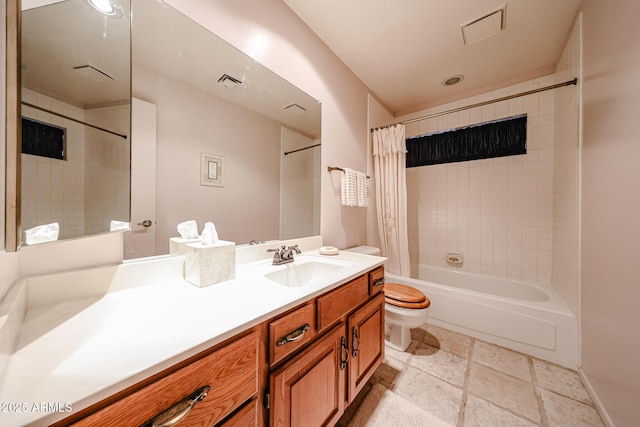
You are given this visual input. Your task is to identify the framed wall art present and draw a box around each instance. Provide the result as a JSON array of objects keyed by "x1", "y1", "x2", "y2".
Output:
[{"x1": 201, "y1": 153, "x2": 224, "y2": 187}]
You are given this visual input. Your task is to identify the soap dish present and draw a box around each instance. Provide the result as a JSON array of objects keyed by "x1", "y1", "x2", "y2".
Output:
[{"x1": 319, "y1": 246, "x2": 340, "y2": 256}]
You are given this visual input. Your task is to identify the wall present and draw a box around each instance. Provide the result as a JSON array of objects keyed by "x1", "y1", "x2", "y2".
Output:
[
  {"x1": 580, "y1": 0, "x2": 640, "y2": 426},
  {"x1": 133, "y1": 63, "x2": 283, "y2": 252},
  {"x1": 552, "y1": 17, "x2": 582, "y2": 316},
  {"x1": 398, "y1": 76, "x2": 564, "y2": 284},
  {"x1": 280, "y1": 128, "x2": 320, "y2": 240}
]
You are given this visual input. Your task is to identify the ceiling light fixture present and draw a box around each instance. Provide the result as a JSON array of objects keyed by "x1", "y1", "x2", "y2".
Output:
[
  {"x1": 442, "y1": 74, "x2": 464, "y2": 86},
  {"x1": 86, "y1": 0, "x2": 121, "y2": 17}
]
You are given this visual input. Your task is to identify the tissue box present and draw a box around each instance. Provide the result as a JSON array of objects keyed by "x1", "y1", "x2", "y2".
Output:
[
  {"x1": 170, "y1": 237, "x2": 201, "y2": 255},
  {"x1": 184, "y1": 240, "x2": 236, "y2": 287}
]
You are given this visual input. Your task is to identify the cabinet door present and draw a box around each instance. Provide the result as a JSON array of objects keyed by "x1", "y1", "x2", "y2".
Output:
[
  {"x1": 347, "y1": 293, "x2": 385, "y2": 403},
  {"x1": 270, "y1": 324, "x2": 347, "y2": 427}
]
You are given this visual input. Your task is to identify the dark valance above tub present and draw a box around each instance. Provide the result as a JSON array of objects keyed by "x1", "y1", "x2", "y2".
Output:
[
  {"x1": 22, "y1": 117, "x2": 66, "y2": 160},
  {"x1": 406, "y1": 114, "x2": 527, "y2": 167}
]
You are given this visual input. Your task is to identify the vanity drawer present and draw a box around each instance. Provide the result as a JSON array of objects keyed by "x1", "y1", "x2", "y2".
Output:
[
  {"x1": 269, "y1": 301, "x2": 317, "y2": 366},
  {"x1": 369, "y1": 266, "x2": 385, "y2": 296},
  {"x1": 317, "y1": 274, "x2": 369, "y2": 332},
  {"x1": 72, "y1": 330, "x2": 259, "y2": 427}
]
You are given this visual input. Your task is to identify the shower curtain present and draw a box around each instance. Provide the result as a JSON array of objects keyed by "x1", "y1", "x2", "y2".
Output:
[{"x1": 372, "y1": 124, "x2": 410, "y2": 276}]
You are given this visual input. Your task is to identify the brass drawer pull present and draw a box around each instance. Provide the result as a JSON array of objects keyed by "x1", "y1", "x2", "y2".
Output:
[
  {"x1": 276, "y1": 323, "x2": 311, "y2": 347},
  {"x1": 141, "y1": 386, "x2": 210, "y2": 427},
  {"x1": 372, "y1": 278, "x2": 385, "y2": 287}
]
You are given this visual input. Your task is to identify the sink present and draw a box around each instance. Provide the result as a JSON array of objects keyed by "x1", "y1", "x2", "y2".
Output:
[{"x1": 264, "y1": 256, "x2": 356, "y2": 287}]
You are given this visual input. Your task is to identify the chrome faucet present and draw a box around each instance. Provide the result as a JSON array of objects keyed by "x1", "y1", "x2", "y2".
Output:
[{"x1": 267, "y1": 245, "x2": 301, "y2": 265}]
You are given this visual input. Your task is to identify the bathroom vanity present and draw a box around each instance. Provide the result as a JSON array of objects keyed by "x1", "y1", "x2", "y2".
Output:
[{"x1": 0, "y1": 238, "x2": 386, "y2": 426}]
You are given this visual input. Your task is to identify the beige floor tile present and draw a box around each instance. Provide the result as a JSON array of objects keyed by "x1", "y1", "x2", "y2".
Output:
[
  {"x1": 410, "y1": 345, "x2": 468, "y2": 386},
  {"x1": 384, "y1": 342, "x2": 414, "y2": 363},
  {"x1": 540, "y1": 389, "x2": 605, "y2": 427},
  {"x1": 472, "y1": 340, "x2": 531, "y2": 381},
  {"x1": 394, "y1": 366, "x2": 463, "y2": 426},
  {"x1": 533, "y1": 359, "x2": 592, "y2": 405},
  {"x1": 424, "y1": 324, "x2": 472, "y2": 358},
  {"x1": 370, "y1": 357, "x2": 404, "y2": 390},
  {"x1": 468, "y1": 363, "x2": 540, "y2": 423},
  {"x1": 464, "y1": 395, "x2": 540, "y2": 427}
]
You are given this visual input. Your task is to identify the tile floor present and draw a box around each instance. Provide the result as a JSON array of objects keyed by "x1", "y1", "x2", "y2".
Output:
[{"x1": 338, "y1": 324, "x2": 605, "y2": 427}]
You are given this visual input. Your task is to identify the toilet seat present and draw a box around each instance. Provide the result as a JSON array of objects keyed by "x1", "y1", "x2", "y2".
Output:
[{"x1": 384, "y1": 283, "x2": 431, "y2": 309}]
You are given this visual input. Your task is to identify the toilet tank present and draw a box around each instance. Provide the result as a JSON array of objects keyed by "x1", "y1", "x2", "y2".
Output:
[{"x1": 344, "y1": 246, "x2": 382, "y2": 256}]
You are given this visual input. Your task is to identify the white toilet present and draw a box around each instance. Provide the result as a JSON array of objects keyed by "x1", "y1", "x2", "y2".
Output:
[{"x1": 344, "y1": 246, "x2": 431, "y2": 352}]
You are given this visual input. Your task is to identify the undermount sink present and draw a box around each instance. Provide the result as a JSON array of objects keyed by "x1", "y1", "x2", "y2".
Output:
[{"x1": 264, "y1": 256, "x2": 356, "y2": 287}]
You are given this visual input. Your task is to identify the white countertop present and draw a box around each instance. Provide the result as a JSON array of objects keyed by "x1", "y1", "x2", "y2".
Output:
[{"x1": 0, "y1": 241, "x2": 385, "y2": 426}]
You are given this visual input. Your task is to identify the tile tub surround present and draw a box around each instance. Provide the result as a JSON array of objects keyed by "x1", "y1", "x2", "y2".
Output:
[
  {"x1": 339, "y1": 324, "x2": 605, "y2": 427},
  {"x1": 0, "y1": 236, "x2": 385, "y2": 426}
]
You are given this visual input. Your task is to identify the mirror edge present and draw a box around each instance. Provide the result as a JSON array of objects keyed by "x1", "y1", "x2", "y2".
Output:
[{"x1": 5, "y1": 0, "x2": 20, "y2": 252}]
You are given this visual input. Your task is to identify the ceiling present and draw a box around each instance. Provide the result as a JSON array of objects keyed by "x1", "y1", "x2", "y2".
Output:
[{"x1": 282, "y1": 0, "x2": 582, "y2": 115}]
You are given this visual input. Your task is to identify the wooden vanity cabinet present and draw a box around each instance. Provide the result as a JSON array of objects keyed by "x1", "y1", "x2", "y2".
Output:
[{"x1": 268, "y1": 267, "x2": 385, "y2": 427}]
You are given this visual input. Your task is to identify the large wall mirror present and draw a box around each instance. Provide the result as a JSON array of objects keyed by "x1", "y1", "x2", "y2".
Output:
[{"x1": 11, "y1": 0, "x2": 321, "y2": 258}]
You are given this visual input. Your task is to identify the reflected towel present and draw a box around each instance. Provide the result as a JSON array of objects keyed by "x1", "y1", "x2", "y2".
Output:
[{"x1": 341, "y1": 168, "x2": 358, "y2": 207}]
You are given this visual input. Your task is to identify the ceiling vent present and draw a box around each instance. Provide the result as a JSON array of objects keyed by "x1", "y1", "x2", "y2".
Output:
[
  {"x1": 217, "y1": 73, "x2": 242, "y2": 88},
  {"x1": 73, "y1": 65, "x2": 115, "y2": 81},
  {"x1": 461, "y1": 7, "x2": 506, "y2": 45},
  {"x1": 283, "y1": 103, "x2": 307, "y2": 115}
]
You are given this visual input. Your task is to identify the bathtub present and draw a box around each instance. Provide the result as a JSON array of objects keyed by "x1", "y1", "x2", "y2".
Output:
[{"x1": 386, "y1": 265, "x2": 577, "y2": 368}]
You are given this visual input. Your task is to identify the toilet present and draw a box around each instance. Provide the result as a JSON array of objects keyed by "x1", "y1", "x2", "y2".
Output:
[{"x1": 344, "y1": 246, "x2": 431, "y2": 352}]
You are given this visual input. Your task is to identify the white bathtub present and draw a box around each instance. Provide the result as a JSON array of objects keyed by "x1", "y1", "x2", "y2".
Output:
[{"x1": 386, "y1": 265, "x2": 578, "y2": 368}]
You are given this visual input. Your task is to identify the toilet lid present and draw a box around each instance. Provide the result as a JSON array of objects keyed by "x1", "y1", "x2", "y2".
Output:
[
  {"x1": 384, "y1": 283, "x2": 431, "y2": 309},
  {"x1": 384, "y1": 283, "x2": 427, "y2": 303}
]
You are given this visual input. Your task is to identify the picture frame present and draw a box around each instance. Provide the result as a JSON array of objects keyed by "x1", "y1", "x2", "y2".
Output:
[{"x1": 200, "y1": 153, "x2": 224, "y2": 187}]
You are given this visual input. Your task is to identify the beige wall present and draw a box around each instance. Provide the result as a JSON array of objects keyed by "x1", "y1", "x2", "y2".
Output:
[
  {"x1": 552, "y1": 17, "x2": 582, "y2": 316},
  {"x1": 580, "y1": 1, "x2": 640, "y2": 426}
]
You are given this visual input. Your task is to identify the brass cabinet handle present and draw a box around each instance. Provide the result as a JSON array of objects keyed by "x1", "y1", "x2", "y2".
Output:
[
  {"x1": 340, "y1": 336, "x2": 349, "y2": 370},
  {"x1": 372, "y1": 278, "x2": 385, "y2": 287},
  {"x1": 276, "y1": 323, "x2": 310, "y2": 347},
  {"x1": 351, "y1": 326, "x2": 360, "y2": 358},
  {"x1": 140, "y1": 386, "x2": 210, "y2": 427}
]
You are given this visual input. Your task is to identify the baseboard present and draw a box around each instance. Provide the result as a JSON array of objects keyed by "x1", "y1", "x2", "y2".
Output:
[{"x1": 577, "y1": 367, "x2": 616, "y2": 427}]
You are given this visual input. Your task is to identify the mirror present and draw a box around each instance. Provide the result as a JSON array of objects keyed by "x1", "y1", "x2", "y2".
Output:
[
  {"x1": 126, "y1": 0, "x2": 321, "y2": 258},
  {"x1": 12, "y1": 0, "x2": 321, "y2": 256},
  {"x1": 20, "y1": 0, "x2": 131, "y2": 246}
]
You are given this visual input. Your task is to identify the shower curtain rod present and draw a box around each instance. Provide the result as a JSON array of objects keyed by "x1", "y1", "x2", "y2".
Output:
[
  {"x1": 22, "y1": 102, "x2": 128, "y2": 139},
  {"x1": 370, "y1": 77, "x2": 578, "y2": 132},
  {"x1": 283, "y1": 143, "x2": 321, "y2": 156}
]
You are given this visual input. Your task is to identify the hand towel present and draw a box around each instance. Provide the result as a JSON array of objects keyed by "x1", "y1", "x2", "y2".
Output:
[
  {"x1": 356, "y1": 171, "x2": 368, "y2": 207},
  {"x1": 341, "y1": 168, "x2": 358, "y2": 207}
]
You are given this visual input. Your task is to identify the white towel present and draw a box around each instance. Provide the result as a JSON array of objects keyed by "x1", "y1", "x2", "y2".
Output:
[
  {"x1": 356, "y1": 171, "x2": 368, "y2": 207},
  {"x1": 341, "y1": 168, "x2": 358, "y2": 207}
]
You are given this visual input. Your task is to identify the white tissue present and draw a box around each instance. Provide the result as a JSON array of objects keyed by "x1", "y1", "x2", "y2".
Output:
[
  {"x1": 25, "y1": 222, "x2": 60, "y2": 245},
  {"x1": 200, "y1": 222, "x2": 219, "y2": 245},
  {"x1": 177, "y1": 220, "x2": 199, "y2": 239}
]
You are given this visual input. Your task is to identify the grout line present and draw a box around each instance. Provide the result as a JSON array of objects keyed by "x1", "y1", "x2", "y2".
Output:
[
  {"x1": 457, "y1": 337, "x2": 475, "y2": 427},
  {"x1": 529, "y1": 356, "x2": 550, "y2": 426}
]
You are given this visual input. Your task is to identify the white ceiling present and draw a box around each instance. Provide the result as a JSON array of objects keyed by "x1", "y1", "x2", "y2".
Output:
[{"x1": 283, "y1": 0, "x2": 582, "y2": 115}]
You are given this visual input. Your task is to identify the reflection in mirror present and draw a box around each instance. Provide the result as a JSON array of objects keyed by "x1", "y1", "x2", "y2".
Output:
[
  {"x1": 20, "y1": 0, "x2": 131, "y2": 246},
  {"x1": 127, "y1": 1, "x2": 321, "y2": 259}
]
